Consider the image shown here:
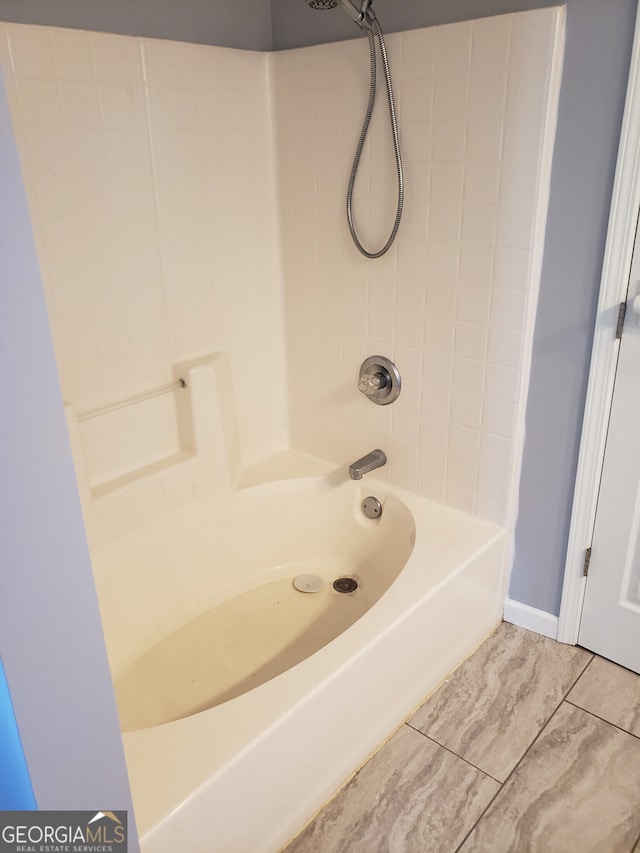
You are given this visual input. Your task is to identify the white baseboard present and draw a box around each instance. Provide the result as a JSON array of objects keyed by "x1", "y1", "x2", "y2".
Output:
[{"x1": 503, "y1": 597, "x2": 559, "y2": 640}]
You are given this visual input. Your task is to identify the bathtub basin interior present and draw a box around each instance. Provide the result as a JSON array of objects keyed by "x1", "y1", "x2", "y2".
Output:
[
  {"x1": 89, "y1": 458, "x2": 507, "y2": 851},
  {"x1": 107, "y1": 478, "x2": 415, "y2": 731}
]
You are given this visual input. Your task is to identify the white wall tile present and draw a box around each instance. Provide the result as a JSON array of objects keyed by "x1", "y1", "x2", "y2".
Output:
[
  {"x1": 431, "y1": 116, "x2": 467, "y2": 163},
  {"x1": 3, "y1": 10, "x2": 562, "y2": 535},
  {"x1": 163, "y1": 41, "x2": 197, "y2": 89},
  {"x1": 4, "y1": 24, "x2": 288, "y2": 534},
  {"x1": 479, "y1": 431, "x2": 513, "y2": 472},
  {"x1": 487, "y1": 325, "x2": 523, "y2": 367},
  {"x1": 490, "y1": 288, "x2": 528, "y2": 330},
  {"x1": 454, "y1": 321, "x2": 487, "y2": 360},
  {"x1": 452, "y1": 356, "x2": 485, "y2": 396},
  {"x1": 435, "y1": 22, "x2": 473, "y2": 77},
  {"x1": 35, "y1": 171, "x2": 77, "y2": 218},
  {"x1": 471, "y1": 14, "x2": 513, "y2": 68},
  {"x1": 50, "y1": 27, "x2": 95, "y2": 81},
  {"x1": 6, "y1": 24, "x2": 55, "y2": 78},
  {"x1": 16, "y1": 78, "x2": 64, "y2": 126},
  {"x1": 422, "y1": 352, "x2": 452, "y2": 388},
  {"x1": 420, "y1": 384, "x2": 450, "y2": 422},
  {"x1": 430, "y1": 161, "x2": 464, "y2": 204},
  {"x1": 90, "y1": 32, "x2": 136, "y2": 85},
  {"x1": 428, "y1": 203, "x2": 461, "y2": 242},
  {"x1": 72, "y1": 171, "x2": 112, "y2": 215},
  {"x1": 456, "y1": 285, "x2": 491, "y2": 324},
  {"x1": 477, "y1": 464, "x2": 510, "y2": 503},
  {"x1": 67, "y1": 127, "x2": 109, "y2": 171},
  {"x1": 468, "y1": 65, "x2": 509, "y2": 118},
  {"x1": 464, "y1": 160, "x2": 501, "y2": 204},
  {"x1": 496, "y1": 203, "x2": 536, "y2": 249},
  {"x1": 485, "y1": 363, "x2": 520, "y2": 404},
  {"x1": 402, "y1": 77, "x2": 434, "y2": 122},
  {"x1": 402, "y1": 118, "x2": 432, "y2": 166},
  {"x1": 466, "y1": 115, "x2": 504, "y2": 161},
  {"x1": 424, "y1": 315, "x2": 453, "y2": 354},
  {"x1": 39, "y1": 214, "x2": 82, "y2": 259},
  {"x1": 391, "y1": 406, "x2": 421, "y2": 445},
  {"x1": 450, "y1": 391, "x2": 483, "y2": 430},
  {"x1": 448, "y1": 453, "x2": 478, "y2": 492},
  {"x1": 59, "y1": 80, "x2": 102, "y2": 127},
  {"x1": 23, "y1": 125, "x2": 69, "y2": 172},
  {"x1": 402, "y1": 28, "x2": 435, "y2": 80},
  {"x1": 98, "y1": 83, "x2": 138, "y2": 127},
  {"x1": 449, "y1": 423, "x2": 480, "y2": 462},
  {"x1": 482, "y1": 398, "x2": 518, "y2": 438},
  {"x1": 461, "y1": 204, "x2": 497, "y2": 246}
]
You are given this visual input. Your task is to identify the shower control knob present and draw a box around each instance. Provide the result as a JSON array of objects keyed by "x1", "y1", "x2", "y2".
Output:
[
  {"x1": 358, "y1": 372, "x2": 387, "y2": 394},
  {"x1": 358, "y1": 356, "x2": 401, "y2": 405}
]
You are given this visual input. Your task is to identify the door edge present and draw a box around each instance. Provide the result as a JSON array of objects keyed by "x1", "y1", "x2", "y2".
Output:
[{"x1": 558, "y1": 2, "x2": 640, "y2": 644}]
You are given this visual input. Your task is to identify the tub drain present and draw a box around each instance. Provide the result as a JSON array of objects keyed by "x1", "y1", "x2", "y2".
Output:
[{"x1": 333, "y1": 577, "x2": 358, "y2": 594}]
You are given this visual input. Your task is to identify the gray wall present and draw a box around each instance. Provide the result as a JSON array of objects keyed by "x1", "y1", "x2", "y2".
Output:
[
  {"x1": 512, "y1": 0, "x2": 636, "y2": 614},
  {"x1": 0, "y1": 72, "x2": 138, "y2": 845},
  {"x1": 272, "y1": 0, "x2": 560, "y2": 48},
  {"x1": 0, "y1": 1, "x2": 635, "y2": 620},
  {"x1": 0, "y1": 0, "x2": 273, "y2": 50}
]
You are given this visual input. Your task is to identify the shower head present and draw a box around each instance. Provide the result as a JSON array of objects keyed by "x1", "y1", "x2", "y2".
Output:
[{"x1": 306, "y1": 0, "x2": 376, "y2": 29}]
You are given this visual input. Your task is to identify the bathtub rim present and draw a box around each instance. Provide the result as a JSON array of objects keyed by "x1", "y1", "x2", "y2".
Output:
[{"x1": 115, "y1": 474, "x2": 506, "y2": 841}]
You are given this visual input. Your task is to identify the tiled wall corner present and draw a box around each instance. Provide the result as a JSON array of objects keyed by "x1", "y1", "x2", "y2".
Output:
[
  {"x1": 1, "y1": 23, "x2": 289, "y2": 537},
  {"x1": 138, "y1": 37, "x2": 288, "y2": 466},
  {"x1": 275, "y1": 8, "x2": 564, "y2": 526}
]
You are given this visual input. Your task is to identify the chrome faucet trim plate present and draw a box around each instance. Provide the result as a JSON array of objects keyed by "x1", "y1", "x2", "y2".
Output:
[{"x1": 358, "y1": 356, "x2": 401, "y2": 405}]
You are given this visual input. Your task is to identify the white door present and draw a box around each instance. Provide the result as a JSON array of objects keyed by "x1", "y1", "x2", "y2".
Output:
[{"x1": 578, "y1": 222, "x2": 640, "y2": 674}]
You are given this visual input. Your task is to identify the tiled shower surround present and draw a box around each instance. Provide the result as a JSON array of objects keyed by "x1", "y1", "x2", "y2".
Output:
[
  {"x1": 0, "y1": 8, "x2": 563, "y2": 534},
  {"x1": 275, "y1": 10, "x2": 563, "y2": 525}
]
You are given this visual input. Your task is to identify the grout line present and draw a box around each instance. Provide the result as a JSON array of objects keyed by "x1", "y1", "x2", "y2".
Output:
[
  {"x1": 403, "y1": 722, "x2": 503, "y2": 784},
  {"x1": 452, "y1": 706, "x2": 561, "y2": 852},
  {"x1": 631, "y1": 827, "x2": 640, "y2": 853},
  {"x1": 452, "y1": 769, "x2": 504, "y2": 850},
  {"x1": 452, "y1": 653, "x2": 596, "y2": 852},
  {"x1": 564, "y1": 699, "x2": 640, "y2": 742},
  {"x1": 566, "y1": 651, "x2": 596, "y2": 691}
]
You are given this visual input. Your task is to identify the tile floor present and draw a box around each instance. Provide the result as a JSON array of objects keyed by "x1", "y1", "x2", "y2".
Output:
[{"x1": 283, "y1": 622, "x2": 640, "y2": 853}]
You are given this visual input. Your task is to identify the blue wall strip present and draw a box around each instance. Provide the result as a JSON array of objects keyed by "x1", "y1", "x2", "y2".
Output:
[{"x1": 0, "y1": 659, "x2": 36, "y2": 809}]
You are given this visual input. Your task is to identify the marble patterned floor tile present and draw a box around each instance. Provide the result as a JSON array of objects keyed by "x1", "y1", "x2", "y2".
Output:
[
  {"x1": 409, "y1": 621, "x2": 591, "y2": 781},
  {"x1": 283, "y1": 724, "x2": 499, "y2": 853},
  {"x1": 458, "y1": 702, "x2": 640, "y2": 853},
  {"x1": 567, "y1": 655, "x2": 640, "y2": 737}
]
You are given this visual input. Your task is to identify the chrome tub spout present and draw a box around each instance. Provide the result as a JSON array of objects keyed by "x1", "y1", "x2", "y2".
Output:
[{"x1": 349, "y1": 449, "x2": 387, "y2": 480}]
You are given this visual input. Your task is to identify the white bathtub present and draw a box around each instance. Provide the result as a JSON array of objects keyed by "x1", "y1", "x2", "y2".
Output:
[{"x1": 92, "y1": 469, "x2": 506, "y2": 852}]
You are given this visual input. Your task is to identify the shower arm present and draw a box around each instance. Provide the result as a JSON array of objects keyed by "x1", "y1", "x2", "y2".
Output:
[{"x1": 341, "y1": 0, "x2": 376, "y2": 29}]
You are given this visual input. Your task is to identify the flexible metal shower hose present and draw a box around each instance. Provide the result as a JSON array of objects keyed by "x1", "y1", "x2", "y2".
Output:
[{"x1": 347, "y1": 17, "x2": 403, "y2": 258}]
